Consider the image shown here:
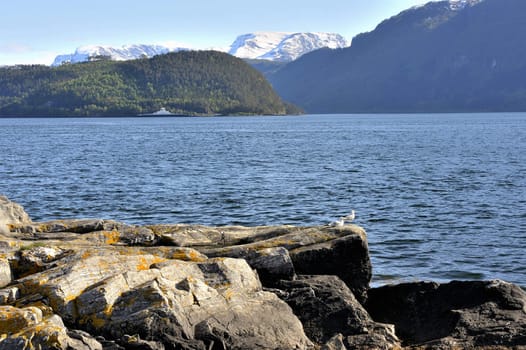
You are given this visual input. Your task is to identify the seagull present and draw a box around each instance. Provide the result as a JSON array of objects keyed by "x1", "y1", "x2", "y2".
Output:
[
  {"x1": 328, "y1": 210, "x2": 355, "y2": 227},
  {"x1": 330, "y1": 217, "x2": 345, "y2": 227},
  {"x1": 342, "y1": 210, "x2": 355, "y2": 223}
]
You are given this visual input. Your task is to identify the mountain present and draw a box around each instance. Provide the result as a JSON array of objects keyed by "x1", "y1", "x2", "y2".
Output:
[
  {"x1": 51, "y1": 44, "x2": 187, "y2": 66},
  {"x1": 0, "y1": 51, "x2": 296, "y2": 116},
  {"x1": 227, "y1": 32, "x2": 349, "y2": 62},
  {"x1": 269, "y1": 0, "x2": 526, "y2": 113},
  {"x1": 51, "y1": 32, "x2": 349, "y2": 66}
]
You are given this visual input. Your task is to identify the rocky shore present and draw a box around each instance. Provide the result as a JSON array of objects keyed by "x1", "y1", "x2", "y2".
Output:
[{"x1": 1, "y1": 195, "x2": 525, "y2": 349}]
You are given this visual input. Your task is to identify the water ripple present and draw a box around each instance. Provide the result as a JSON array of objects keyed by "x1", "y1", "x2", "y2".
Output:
[{"x1": 0, "y1": 113, "x2": 525, "y2": 287}]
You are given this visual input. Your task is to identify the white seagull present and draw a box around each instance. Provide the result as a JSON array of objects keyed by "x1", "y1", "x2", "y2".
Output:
[
  {"x1": 342, "y1": 210, "x2": 355, "y2": 223},
  {"x1": 329, "y1": 210, "x2": 355, "y2": 227},
  {"x1": 330, "y1": 217, "x2": 345, "y2": 227}
]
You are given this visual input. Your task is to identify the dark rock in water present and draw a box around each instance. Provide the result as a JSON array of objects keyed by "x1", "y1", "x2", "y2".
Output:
[
  {"x1": 278, "y1": 275, "x2": 401, "y2": 349},
  {"x1": 289, "y1": 230, "x2": 372, "y2": 303},
  {"x1": 366, "y1": 280, "x2": 526, "y2": 348}
]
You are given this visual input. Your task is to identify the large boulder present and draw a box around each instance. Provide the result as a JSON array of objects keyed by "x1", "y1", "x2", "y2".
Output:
[
  {"x1": 289, "y1": 228, "x2": 372, "y2": 303},
  {"x1": 278, "y1": 275, "x2": 400, "y2": 349},
  {"x1": 11, "y1": 247, "x2": 312, "y2": 350},
  {"x1": 366, "y1": 280, "x2": 526, "y2": 349},
  {"x1": 202, "y1": 225, "x2": 372, "y2": 300}
]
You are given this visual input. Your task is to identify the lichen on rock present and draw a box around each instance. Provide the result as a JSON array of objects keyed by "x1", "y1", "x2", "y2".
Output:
[{"x1": 1, "y1": 195, "x2": 525, "y2": 349}]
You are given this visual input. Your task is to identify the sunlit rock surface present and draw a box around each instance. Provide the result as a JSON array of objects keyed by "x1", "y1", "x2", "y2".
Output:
[{"x1": 1, "y1": 195, "x2": 525, "y2": 349}]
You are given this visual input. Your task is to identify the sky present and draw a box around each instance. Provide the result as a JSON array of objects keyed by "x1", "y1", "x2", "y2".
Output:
[{"x1": 1, "y1": 0, "x2": 429, "y2": 66}]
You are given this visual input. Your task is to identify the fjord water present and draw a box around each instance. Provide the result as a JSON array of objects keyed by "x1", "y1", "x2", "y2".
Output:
[{"x1": 1, "y1": 114, "x2": 524, "y2": 287}]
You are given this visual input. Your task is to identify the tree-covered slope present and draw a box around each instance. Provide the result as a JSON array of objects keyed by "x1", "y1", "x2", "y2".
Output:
[
  {"x1": 0, "y1": 51, "x2": 293, "y2": 116},
  {"x1": 270, "y1": 0, "x2": 526, "y2": 113}
]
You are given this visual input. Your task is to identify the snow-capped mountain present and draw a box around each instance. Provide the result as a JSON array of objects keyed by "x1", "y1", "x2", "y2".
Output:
[
  {"x1": 228, "y1": 32, "x2": 350, "y2": 62},
  {"x1": 51, "y1": 44, "x2": 187, "y2": 66},
  {"x1": 449, "y1": 0, "x2": 483, "y2": 10},
  {"x1": 51, "y1": 32, "x2": 349, "y2": 66}
]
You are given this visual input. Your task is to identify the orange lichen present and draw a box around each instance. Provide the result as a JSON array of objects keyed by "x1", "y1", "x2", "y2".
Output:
[
  {"x1": 223, "y1": 288, "x2": 235, "y2": 301},
  {"x1": 64, "y1": 294, "x2": 78, "y2": 303},
  {"x1": 102, "y1": 230, "x2": 120, "y2": 245},
  {"x1": 169, "y1": 250, "x2": 206, "y2": 262},
  {"x1": 136, "y1": 256, "x2": 166, "y2": 271}
]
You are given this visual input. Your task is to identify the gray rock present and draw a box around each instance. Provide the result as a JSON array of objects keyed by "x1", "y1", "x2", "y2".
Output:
[
  {"x1": 0, "y1": 195, "x2": 32, "y2": 236},
  {"x1": 0, "y1": 286, "x2": 19, "y2": 304},
  {"x1": 206, "y1": 246, "x2": 295, "y2": 287},
  {"x1": 13, "y1": 246, "x2": 71, "y2": 278},
  {"x1": 119, "y1": 334, "x2": 165, "y2": 350},
  {"x1": 366, "y1": 279, "x2": 526, "y2": 348},
  {"x1": 289, "y1": 230, "x2": 372, "y2": 303},
  {"x1": 37, "y1": 219, "x2": 105, "y2": 234},
  {"x1": 0, "y1": 306, "x2": 103, "y2": 350},
  {"x1": 278, "y1": 275, "x2": 400, "y2": 349},
  {"x1": 321, "y1": 334, "x2": 346, "y2": 350},
  {"x1": 13, "y1": 248, "x2": 312, "y2": 350},
  {"x1": 0, "y1": 258, "x2": 12, "y2": 288},
  {"x1": 66, "y1": 329, "x2": 104, "y2": 350}
]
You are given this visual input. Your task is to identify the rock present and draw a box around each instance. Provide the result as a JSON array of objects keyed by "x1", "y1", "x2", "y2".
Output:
[
  {"x1": 0, "y1": 258, "x2": 12, "y2": 288},
  {"x1": 366, "y1": 279, "x2": 526, "y2": 349},
  {"x1": 289, "y1": 229, "x2": 372, "y2": 303},
  {"x1": 13, "y1": 246, "x2": 71, "y2": 278},
  {"x1": 321, "y1": 334, "x2": 347, "y2": 350},
  {"x1": 12, "y1": 219, "x2": 161, "y2": 246},
  {"x1": 278, "y1": 275, "x2": 400, "y2": 349},
  {"x1": 14, "y1": 253, "x2": 169, "y2": 323},
  {"x1": 0, "y1": 196, "x2": 32, "y2": 234},
  {"x1": 206, "y1": 246, "x2": 295, "y2": 287},
  {"x1": 119, "y1": 334, "x2": 163, "y2": 350},
  {"x1": 86, "y1": 257, "x2": 311, "y2": 349},
  {"x1": 0, "y1": 286, "x2": 19, "y2": 304},
  {"x1": 67, "y1": 329, "x2": 104, "y2": 350},
  {"x1": 149, "y1": 224, "x2": 300, "y2": 247},
  {"x1": 12, "y1": 247, "x2": 312, "y2": 350},
  {"x1": 200, "y1": 224, "x2": 371, "y2": 300},
  {"x1": 5, "y1": 196, "x2": 526, "y2": 349},
  {"x1": 0, "y1": 306, "x2": 104, "y2": 350},
  {"x1": 36, "y1": 219, "x2": 106, "y2": 234}
]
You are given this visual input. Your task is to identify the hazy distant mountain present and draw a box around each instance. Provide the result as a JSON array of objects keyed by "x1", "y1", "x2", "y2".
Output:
[
  {"x1": 228, "y1": 32, "x2": 349, "y2": 62},
  {"x1": 269, "y1": 0, "x2": 526, "y2": 113},
  {"x1": 51, "y1": 32, "x2": 349, "y2": 66}
]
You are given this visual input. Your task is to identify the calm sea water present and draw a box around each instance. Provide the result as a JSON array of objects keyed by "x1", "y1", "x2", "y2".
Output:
[{"x1": 0, "y1": 114, "x2": 525, "y2": 287}]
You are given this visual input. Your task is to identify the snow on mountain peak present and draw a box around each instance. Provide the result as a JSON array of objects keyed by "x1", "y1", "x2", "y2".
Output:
[
  {"x1": 449, "y1": 0, "x2": 484, "y2": 11},
  {"x1": 51, "y1": 44, "x2": 186, "y2": 66},
  {"x1": 228, "y1": 32, "x2": 350, "y2": 62},
  {"x1": 51, "y1": 32, "x2": 350, "y2": 66}
]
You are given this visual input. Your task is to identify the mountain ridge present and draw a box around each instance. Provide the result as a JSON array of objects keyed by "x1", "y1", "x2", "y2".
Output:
[
  {"x1": 268, "y1": 0, "x2": 526, "y2": 113},
  {"x1": 228, "y1": 32, "x2": 349, "y2": 61},
  {"x1": 51, "y1": 32, "x2": 349, "y2": 66}
]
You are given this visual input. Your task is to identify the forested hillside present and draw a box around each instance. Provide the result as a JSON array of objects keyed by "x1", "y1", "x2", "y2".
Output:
[{"x1": 0, "y1": 51, "x2": 294, "y2": 116}]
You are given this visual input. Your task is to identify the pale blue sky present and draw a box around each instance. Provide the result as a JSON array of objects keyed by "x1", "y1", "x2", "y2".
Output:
[{"x1": 0, "y1": 0, "x2": 428, "y2": 65}]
